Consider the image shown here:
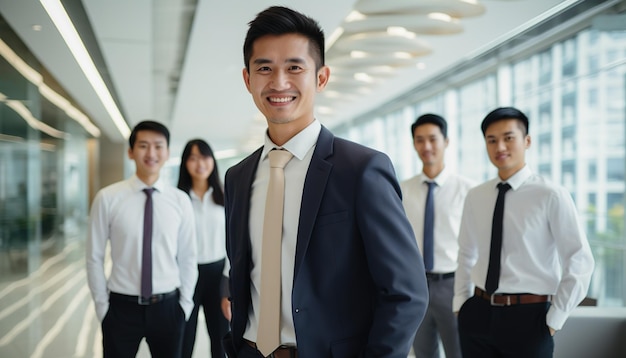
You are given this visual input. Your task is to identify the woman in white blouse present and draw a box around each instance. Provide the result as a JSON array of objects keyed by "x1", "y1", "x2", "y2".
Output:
[{"x1": 178, "y1": 139, "x2": 228, "y2": 358}]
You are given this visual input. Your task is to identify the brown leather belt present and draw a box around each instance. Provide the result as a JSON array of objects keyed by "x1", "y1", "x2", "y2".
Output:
[
  {"x1": 245, "y1": 339, "x2": 298, "y2": 358},
  {"x1": 475, "y1": 287, "x2": 551, "y2": 306}
]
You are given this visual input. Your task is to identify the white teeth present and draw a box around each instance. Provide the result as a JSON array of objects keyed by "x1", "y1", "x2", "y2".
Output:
[{"x1": 269, "y1": 97, "x2": 294, "y2": 103}]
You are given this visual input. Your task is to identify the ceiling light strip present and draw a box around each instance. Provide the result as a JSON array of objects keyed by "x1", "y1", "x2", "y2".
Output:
[
  {"x1": 1, "y1": 93, "x2": 69, "y2": 139},
  {"x1": 0, "y1": 39, "x2": 100, "y2": 137},
  {"x1": 40, "y1": 0, "x2": 130, "y2": 139}
]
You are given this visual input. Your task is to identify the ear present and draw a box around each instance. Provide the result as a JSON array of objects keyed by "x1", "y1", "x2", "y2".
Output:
[
  {"x1": 127, "y1": 147, "x2": 133, "y2": 159},
  {"x1": 316, "y1": 65, "x2": 330, "y2": 92},
  {"x1": 525, "y1": 135, "x2": 532, "y2": 149},
  {"x1": 242, "y1": 67, "x2": 251, "y2": 93},
  {"x1": 444, "y1": 137, "x2": 450, "y2": 148}
]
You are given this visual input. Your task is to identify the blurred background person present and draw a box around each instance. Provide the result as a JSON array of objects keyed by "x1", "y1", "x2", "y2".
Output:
[
  {"x1": 178, "y1": 139, "x2": 228, "y2": 358},
  {"x1": 87, "y1": 120, "x2": 197, "y2": 358},
  {"x1": 401, "y1": 114, "x2": 475, "y2": 358}
]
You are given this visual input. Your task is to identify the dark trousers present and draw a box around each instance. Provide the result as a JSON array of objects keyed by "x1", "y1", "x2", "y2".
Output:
[
  {"x1": 182, "y1": 259, "x2": 229, "y2": 358},
  {"x1": 457, "y1": 295, "x2": 554, "y2": 358},
  {"x1": 234, "y1": 341, "x2": 265, "y2": 358},
  {"x1": 102, "y1": 292, "x2": 185, "y2": 358}
]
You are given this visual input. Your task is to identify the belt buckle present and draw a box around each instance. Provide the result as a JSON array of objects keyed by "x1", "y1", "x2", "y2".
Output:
[
  {"x1": 490, "y1": 293, "x2": 510, "y2": 306},
  {"x1": 138, "y1": 296, "x2": 151, "y2": 305}
]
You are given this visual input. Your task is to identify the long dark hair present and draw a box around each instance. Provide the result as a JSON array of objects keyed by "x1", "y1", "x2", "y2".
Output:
[{"x1": 177, "y1": 139, "x2": 224, "y2": 206}]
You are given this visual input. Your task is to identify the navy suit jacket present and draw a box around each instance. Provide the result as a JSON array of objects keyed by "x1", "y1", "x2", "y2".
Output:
[{"x1": 224, "y1": 126, "x2": 428, "y2": 358}]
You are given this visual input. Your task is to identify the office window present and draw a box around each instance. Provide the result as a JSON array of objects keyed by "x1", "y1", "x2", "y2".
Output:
[
  {"x1": 562, "y1": 161, "x2": 576, "y2": 187},
  {"x1": 562, "y1": 37, "x2": 577, "y2": 78},
  {"x1": 538, "y1": 50, "x2": 552, "y2": 86},
  {"x1": 607, "y1": 158, "x2": 625, "y2": 181},
  {"x1": 589, "y1": 162, "x2": 597, "y2": 181}
]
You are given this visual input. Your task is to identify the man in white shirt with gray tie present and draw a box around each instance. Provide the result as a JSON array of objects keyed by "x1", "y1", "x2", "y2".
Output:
[
  {"x1": 454, "y1": 107, "x2": 594, "y2": 357},
  {"x1": 86, "y1": 120, "x2": 197, "y2": 358},
  {"x1": 401, "y1": 113, "x2": 475, "y2": 358}
]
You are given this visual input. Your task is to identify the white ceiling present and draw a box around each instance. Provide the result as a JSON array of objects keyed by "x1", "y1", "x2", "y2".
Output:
[{"x1": 0, "y1": 0, "x2": 567, "y2": 157}]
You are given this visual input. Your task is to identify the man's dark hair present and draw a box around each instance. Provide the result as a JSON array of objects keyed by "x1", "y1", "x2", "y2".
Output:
[
  {"x1": 177, "y1": 139, "x2": 224, "y2": 206},
  {"x1": 481, "y1": 107, "x2": 529, "y2": 136},
  {"x1": 243, "y1": 6, "x2": 325, "y2": 72},
  {"x1": 128, "y1": 120, "x2": 170, "y2": 148},
  {"x1": 411, "y1": 113, "x2": 448, "y2": 139}
]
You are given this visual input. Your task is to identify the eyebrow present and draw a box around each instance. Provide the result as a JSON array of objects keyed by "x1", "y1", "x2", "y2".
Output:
[
  {"x1": 252, "y1": 57, "x2": 307, "y2": 66},
  {"x1": 137, "y1": 139, "x2": 165, "y2": 145},
  {"x1": 486, "y1": 131, "x2": 516, "y2": 138}
]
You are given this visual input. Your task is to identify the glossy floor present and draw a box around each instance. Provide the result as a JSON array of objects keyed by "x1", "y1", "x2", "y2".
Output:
[{"x1": 0, "y1": 239, "x2": 211, "y2": 358}]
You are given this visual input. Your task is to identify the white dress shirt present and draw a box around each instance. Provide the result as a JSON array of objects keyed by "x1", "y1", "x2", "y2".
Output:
[
  {"x1": 244, "y1": 119, "x2": 321, "y2": 346},
  {"x1": 86, "y1": 175, "x2": 198, "y2": 321},
  {"x1": 401, "y1": 167, "x2": 475, "y2": 273},
  {"x1": 453, "y1": 165, "x2": 594, "y2": 330},
  {"x1": 190, "y1": 188, "x2": 226, "y2": 264}
]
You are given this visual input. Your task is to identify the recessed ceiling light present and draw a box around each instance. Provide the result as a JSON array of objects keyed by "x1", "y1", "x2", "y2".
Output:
[
  {"x1": 32, "y1": 24, "x2": 43, "y2": 31},
  {"x1": 428, "y1": 13, "x2": 452, "y2": 22}
]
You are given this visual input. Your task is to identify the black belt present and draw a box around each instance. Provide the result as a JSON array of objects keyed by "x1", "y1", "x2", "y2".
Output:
[
  {"x1": 426, "y1": 272, "x2": 455, "y2": 281},
  {"x1": 110, "y1": 289, "x2": 178, "y2": 305}
]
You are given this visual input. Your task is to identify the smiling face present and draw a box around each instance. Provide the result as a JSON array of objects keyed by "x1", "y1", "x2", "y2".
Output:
[
  {"x1": 243, "y1": 33, "x2": 329, "y2": 143},
  {"x1": 185, "y1": 144, "x2": 214, "y2": 183},
  {"x1": 484, "y1": 118, "x2": 531, "y2": 180},
  {"x1": 413, "y1": 123, "x2": 448, "y2": 173},
  {"x1": 128, "y1": 130, "x2": 169, "y2": 185}
]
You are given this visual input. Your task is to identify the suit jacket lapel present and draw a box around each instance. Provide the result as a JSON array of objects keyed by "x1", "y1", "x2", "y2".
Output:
[{"x1": 294, "y1": 126, "x2": 334, "y2": 281}]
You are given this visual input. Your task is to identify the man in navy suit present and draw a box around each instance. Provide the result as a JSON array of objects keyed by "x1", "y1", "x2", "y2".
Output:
[{"x1": 223, "y1": 6, "x2": 428, "y2": 358}]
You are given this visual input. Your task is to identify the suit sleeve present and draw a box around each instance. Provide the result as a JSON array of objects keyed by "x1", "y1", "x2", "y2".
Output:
[{"x1": 356, "y1": 152, "x2": 429, "y2": 357}]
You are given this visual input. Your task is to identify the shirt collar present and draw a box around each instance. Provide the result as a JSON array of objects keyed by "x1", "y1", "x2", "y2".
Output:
[
  {"x1": 129, "y1": 174, "x2": 166, "y2": 193},
  {"x1": 190, "y1": 187, "x2": 214, "y2": 201},
  {"x1": 261, "y1": 119, "x2": 321, "y2": 161},
  {"x1": 420, "y1": 165, "x2": 450, "y2": 186},
  {"x1": 499, "y1": 164, "x2": 532, "y2": 191}
]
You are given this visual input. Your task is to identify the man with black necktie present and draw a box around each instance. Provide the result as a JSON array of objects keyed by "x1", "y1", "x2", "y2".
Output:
[
  {"x1": 401, "y1": 114, "x2": 475, "y2": 358},
  {"x1": 86, "y1": 120, "x2": 197, "y2": 358},
  {"x1": 454, "y1": 107, "x2": 595, "y2": 358}
]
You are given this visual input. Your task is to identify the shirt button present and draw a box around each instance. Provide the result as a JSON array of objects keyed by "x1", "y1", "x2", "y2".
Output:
[{"x1": 295, "y1": 308, "x2": 300, "y2": 313}]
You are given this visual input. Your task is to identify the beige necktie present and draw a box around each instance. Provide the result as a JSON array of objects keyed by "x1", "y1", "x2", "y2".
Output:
[{"x1": 256, "y1": 149, "x2": 293, "y2": 356}]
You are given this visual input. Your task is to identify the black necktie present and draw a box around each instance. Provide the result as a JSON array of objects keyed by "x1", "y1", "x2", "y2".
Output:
[
  {"x1": 142, "y1": 188, "x2": 155, "y2": 299},
  {"x1": 485, "y1": 182, "x2": 512, "y2": 294},
  {"x1": 423, "y1": 181, "x2": 436, "y2": 272}
]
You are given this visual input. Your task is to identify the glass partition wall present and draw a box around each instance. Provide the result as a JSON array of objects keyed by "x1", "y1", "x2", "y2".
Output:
[{"x1": 0, "y1": 15, "x2": 91, "y2": 278}]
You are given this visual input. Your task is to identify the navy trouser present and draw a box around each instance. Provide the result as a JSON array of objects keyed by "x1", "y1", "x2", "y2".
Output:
[
  {"x1": 182, "y1": 259, "x2": 229, "y2": 358},
  {"x1": 458, "y1": 295, "x2": 554, "y2": 358},
  {"x1": 102, "y1": 291, "x2": 185, "y2": 358}
]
